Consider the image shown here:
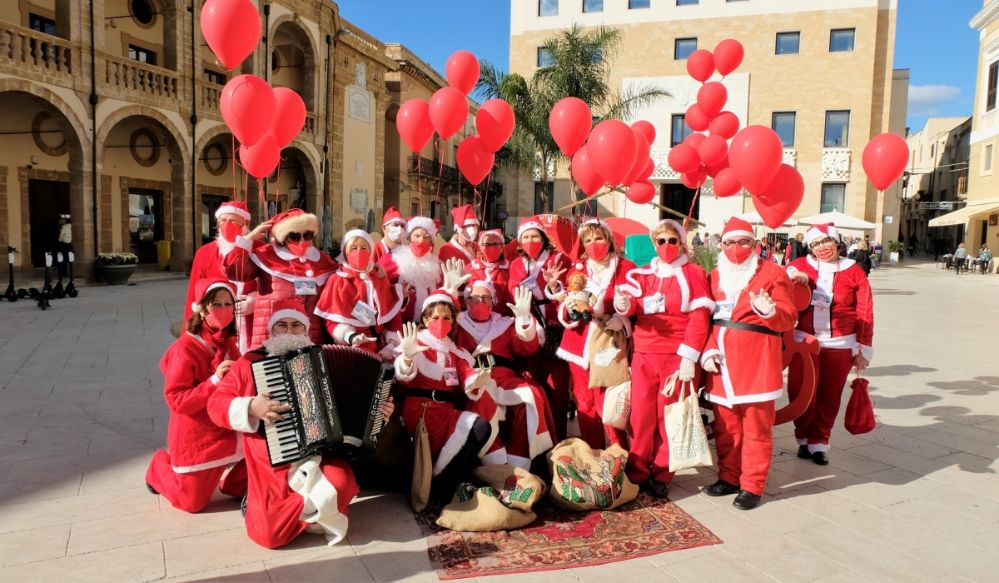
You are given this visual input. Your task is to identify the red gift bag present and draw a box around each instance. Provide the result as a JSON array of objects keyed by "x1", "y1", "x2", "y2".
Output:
[{"x1": 844, "y1": 376, "x2": 877, "y2": 435}]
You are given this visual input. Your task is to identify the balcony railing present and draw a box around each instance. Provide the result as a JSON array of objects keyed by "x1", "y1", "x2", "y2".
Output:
[
  {"x1": 200, "y1": 81, "x2": 221, "y2": 114},
  {"x1": 821, "y1": 147, "x2": 851, "y2": 180},
  {"x1": 409, "y1": 154, "x2": 459, "y2": 182},
  {"x1": 105, "y1": 54, "x2": 178, "y2": 101},
  {"x1": 0, "y1": 23, "x2": 72, "y2": 81},
  {"x1": 783, "y1": 148, "x2": 797, "y2": 168}
]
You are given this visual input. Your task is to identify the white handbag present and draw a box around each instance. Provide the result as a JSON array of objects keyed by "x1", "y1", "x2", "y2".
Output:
[
  {"x1": 601, "y1": 381, "x2": 631, "y2": 430},
  {"x1": 663, "y1": 373, "x2": 713, "y2": 471}
]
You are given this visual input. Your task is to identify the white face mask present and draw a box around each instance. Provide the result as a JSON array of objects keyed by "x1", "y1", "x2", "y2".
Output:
[
  {"x1": 462, "y1": 225, "x2": 479, "y2": 242},
  {"x1": 386, "y1": 224, "x2": 404, "y2": 243}
]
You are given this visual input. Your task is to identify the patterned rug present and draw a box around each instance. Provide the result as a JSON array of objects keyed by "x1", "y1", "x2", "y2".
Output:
[{"x1": 415, "y1": 493, "x2": 722, "y2": 580}]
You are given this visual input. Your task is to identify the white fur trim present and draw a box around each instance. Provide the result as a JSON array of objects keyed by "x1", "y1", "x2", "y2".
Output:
[
  {"x1": 481, "y1": 447, "x2": 508, "y2": 466},
  {"x1": 268, "y1": 308, "x2": 311, "y2": 332},
  {"x1": 432, "y1": 411, "x2": 479, "y2": 476},
  {"x1": 235, "y1": 235, "x2": 253, "y2": 251},
  {"x1": 721, "y1": 229, "x2": 754, "y2": 242},
  {"x1": 456, "y1": 312, "x2": 513, "y2": 355},
  {"x1": 508, "y1": 454, "x2": 531, "y2": 470},
  {"x1": 700, "y1": 348, "x2": 721, "y2": 367},
  {"x1": 446, "y1": 237, "x2": 476, "y2": 262},
  {"x1": 407, "y1": 216, "x2": 438, "y2": 238},
  {"x1": 393, "y1": 354, "x2": 418, "y2": 382},
  {"x1": 288, "y1": 456, "x2": 349, "y2": 545},
  {"x1": 423, "y1": 292, "x2": 455, "y2": 311},
  {"x1": 688, "y1": 296, "x2": 717, "y2": 312},
  {"x1": 272, "y1": 213, "x2": 319, "y2": 243},
  {"x1": 854, "y1": 343, "x2": 874, "y2": 362},
  {"x1": 248, "y1": 250, "x2": 332, "y2": 286},
  {"x1": 330, "y1": 322, "x2": 357, "y2": 345},
  {"x1": 517, "y1": 221, "x2": 544, "y2": 238},
  {"x1": 808, "y1": 443, "x2": 830, "y2": 453},
  {"x1": 273, "y1": 243, "x2": 322, "y2": 263},
  {"x1": 216, "y1": 203, "x2": 251, "y2": 221},
  {"x1": 805, "y1": 225, "x2": 839, "y2": 246},
  {"x1": 677, "y1": 343, "x2": 701, "y2": 362},
  {"x1": 228, "y1": 396, "x2": 259, "y2": 433},
  {"x1": 337, "y1": 229, "x2": 376, "y2": 265},
  {"x1": 172, "y1": 439, "x2": 244, "y2": 474}
]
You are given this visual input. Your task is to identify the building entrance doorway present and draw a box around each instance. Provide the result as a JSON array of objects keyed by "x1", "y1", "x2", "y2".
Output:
[
  {"x1": 28, "y1": 179, "x2": 70, "y2": 267},
  {"x1": 200, "y1": 194, "x2": 228, "y2": 245},
  {"x1": 128, "y1": 189, "x2": 164, "y2": 263},
  {"x1": 661, "y1": 183, "x2": 699, "y2": 222}
]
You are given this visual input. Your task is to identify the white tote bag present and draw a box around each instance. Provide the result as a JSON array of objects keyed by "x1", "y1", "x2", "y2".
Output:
[
  {"x1": 663, "y1": 373, "x2": 713, "y2": 472},
  {"x1": 601, "y1": 381, "x2": 631, "y2": 430}
]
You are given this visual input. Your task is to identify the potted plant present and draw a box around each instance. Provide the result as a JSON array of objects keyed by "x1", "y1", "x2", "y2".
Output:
[
  {"x1": 690, "y1": 245, "x2": 719, "y2": 275},
  {"x1": 95, "y1": 252, "x2": 138, "y2": 285},
  {"x1": 887, "y1": 240, "x2": 903, "y2": 264}
]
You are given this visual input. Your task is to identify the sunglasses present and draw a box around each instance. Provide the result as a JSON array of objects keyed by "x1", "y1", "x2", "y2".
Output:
[
  {"x1": 722, "y1": 238, "x2": 754, "y2": 247},
  {"x1": 482, "y1": 242, "x2": 503, "y2": 248},
  {"x1": 285, "y1": 231, "x2": 315, "y2": 242},
  {"x1": 810, "y1": 238, "x2": 836, "y2": 249},
  {"x1": 655, "y1": 237, "x2": 679, "y2": 246},
  {"x1": 466, "y1": 295, "x2": 493, "y2": 304}
]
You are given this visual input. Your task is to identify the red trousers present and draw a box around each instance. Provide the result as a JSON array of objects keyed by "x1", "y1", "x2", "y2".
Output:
[
  {"x1": 788, "y1": 347, "x2": 854, "y2": 452},
  {"x1": 145, "y1": 451, "x2": 247, "y2": 513},
  {"x1": 627, "y1": 351, "x2": 682, "y2": 484},
  {"x1": 567, "y1": 362, "x2": 627, "y2": 450},
  {"x1": 527, "y1": 353, "x2": 571, "y2": 442},
  {"x1": 712, "y1": 400, "x2": 776, "y2": 496}
]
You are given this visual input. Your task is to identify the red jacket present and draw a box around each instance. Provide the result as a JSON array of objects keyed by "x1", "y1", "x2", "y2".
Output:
[
  {"x1": 184, "y1": 239, "x2": 260, "y2": 320},
  {"x1": 314, "y1": 267, "x2": 403, "y2": 352},
  {"x1": 787, "y1": 256, "x2": 874, "y2": 361},
  {"x1": 507, "y1": 249, "x2": 570, "y2": 325},
  {"x1": 438, "y1": 237, "x2": 479, "y2": 266},
  {"x1": 468, "y1": 257, "x2": 512, "y2": 316},
  {"x1": 377, "y1": 250, "x2": 442, "y2": 322}
]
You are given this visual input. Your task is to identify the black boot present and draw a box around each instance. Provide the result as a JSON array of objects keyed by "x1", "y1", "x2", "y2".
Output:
[
  {"x1": 146, "y1": 482, "x2": 158, "y2": 495},
  {"x1": 733, "y1": 490, "x2": 761, "y2": 510},
  {"x1": 702, "y1": 479, "x2": 740, "y2": 497},
  {"x1": 811, "y1": 451, "x2": 829, "y2": 466},
  {"x1": 797, "y1": 445, "x2": 810, "y2": 459}
]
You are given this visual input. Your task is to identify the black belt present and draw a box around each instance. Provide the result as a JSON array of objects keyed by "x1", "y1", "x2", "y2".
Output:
[
  {"x1": 474, "y1": 353, "x2": 513, "y2": 370},
  {"x1": 714, "y1": 319, "x2": 783, "y2": 337},
  {"x1": 405, "y1": 388, "x2": 461, "y2": 404}
]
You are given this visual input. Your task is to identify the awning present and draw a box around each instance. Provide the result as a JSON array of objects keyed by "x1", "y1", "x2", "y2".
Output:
[{"x1": 928, "y1": 200, "x2": 999, "y2": 227}]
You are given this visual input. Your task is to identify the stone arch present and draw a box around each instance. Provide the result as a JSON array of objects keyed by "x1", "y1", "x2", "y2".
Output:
[
  {"x1": 269, "y1": 17, "x2": 318, "y2": 111},
  {"x1": 277, "y1": 145, "x2": 321, "y2": 215}
]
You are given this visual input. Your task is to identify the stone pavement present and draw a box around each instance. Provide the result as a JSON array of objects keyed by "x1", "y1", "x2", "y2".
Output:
[{"x1": 0, "y1": 260, "x2": 997, "y2": 582}]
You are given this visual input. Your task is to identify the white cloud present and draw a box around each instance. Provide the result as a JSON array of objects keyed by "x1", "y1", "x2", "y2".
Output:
[{"x1": 908, "y1": 84, "x2": 962, "y2": 116}]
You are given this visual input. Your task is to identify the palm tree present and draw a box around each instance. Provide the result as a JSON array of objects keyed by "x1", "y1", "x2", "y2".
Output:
[{"x1": 477, "y1": 24, "x2": 670, "y2": 212}]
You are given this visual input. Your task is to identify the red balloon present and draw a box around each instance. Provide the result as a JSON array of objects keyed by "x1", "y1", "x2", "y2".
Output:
[
  {"x1": 639, "y1": 158, "x2": 655, "y2": 181},
  {"x1": 681, "y1": 167, "x2": 708, "y2": 190},
  {"x1": 623, "y1": 129, "x2": 652, "y2": 186},
  {"x1": 728, "y1": 125, "x2": 784, "y2": 195},
  {"x1": 476, "y1": 98, "x2": 515, "y2": 152},
  {"x1": 396, "y1": 98, "x2": 434, "y2": 152},
  {"x1": 714, "y1": 39, "x2": 745, "y2": 76},
  {"x1": 685, "y1": 104, "x2": 710, "y2": 132},
  {"x1": 588, "y1": 119, "x2": 639, "y2": 186},
  {"x1": 686, "y1": 49, "x2": 715, "y2": 83},
  {"x1": 697, "y1": 135, "x2": 728, "y2": 167},
  {"x1": 713, "y1": 168, "x2": 742, "y2": 197},
  {"x1": 456, "y1": 135, "x2": 494, "y2": 185},
  {"x1": 445, "y1": 50, "x2": 480, "y2": 95},
  {"x1": 697, "y1": 82, "x2": 728, "y2": 118},
  {"x1": 239, "y1": 134, "x2": 280, "y2": 179},
  {"x1": 200, "y1": 0, "x2": 260, "y2": 70},
  {"x1": 429, "y1": 87, "x2": 468, "y2": 140},
  {"x1": 632, "y1": 120, "x2": 656, "y2": 144},
  {"x1": 709, "y1": 111, "x2": 740, "y2": 140},
  {"x1": 684, "y1": 132, "x2": 707, "y2": 150},
  {"x1": 755, "y1": 164, "x2": 804, "y2": 228},
  {"x1": 706, "y1": 155, "x2": 729, "y2": 178},
  {"x1": 627, "y1": 181, "x2": 656, "y2": 204},
  {"x1": 221, "y1": 75, "x2": 276, "y2": 147},
  {"x1": 862, "y1": 132, "x2": 910, "y2": 190},
  {"x1": 668, "y1": 143, "x2": 701, "y2": 175},
  {"x1": 571, "y1": 146, "x2": 604, "y2": 196},
  {"x1": 549, "y1": 97, "x2": 592, "y2": 157},
  {"x1": 271, "y1": 87, "x2": 306, "y2": 147}
]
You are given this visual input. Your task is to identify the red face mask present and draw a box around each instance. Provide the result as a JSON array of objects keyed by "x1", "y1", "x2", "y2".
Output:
[
  {"x1": 522, "y1": 241, "x2": 543, "y2": 260},
  {"x1": 411, "y1": 240, "x2": 433, "y2": 258},
  {"x1": 482, "y1": 246, "x2": 504, "y2": 263},
  {"x1": 427, "y1": 318, "x2": 452, "y2": 339},
  {"x1": 346, "y1": 249, "x2": 371, "y2": 271},
  {"x1": 286, "y1": 240, "x2": 312, "y2": 257},
  {"x1": 205, "y1": 306, "x2": 234, "y2": 330},
  {"x1": 584, "y1": 241, "x2": 610, "y2": 262},
  {"x1": 469, "y1": 302, "x2": 493, "y2": 321},
  {"x1": 219, "y1": 222, "x2": 242, "y2": 243},
  {"x1": 723, "y1": 244, "x2": 754, "y2": 264},
  {"x1": 656, "y1": 244, "x2": 680, "y2": 264}
]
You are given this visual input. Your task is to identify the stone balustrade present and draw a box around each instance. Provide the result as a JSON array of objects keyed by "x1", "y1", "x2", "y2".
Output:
[
  {"x1": 0, "y1": 22, "x2": 72, "y2": 81},
  {"x1": 104, "y1": 53, "x2": 178, "y2": 101}
]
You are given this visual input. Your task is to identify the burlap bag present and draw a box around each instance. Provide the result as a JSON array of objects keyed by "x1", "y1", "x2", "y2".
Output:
[
  {"x1": 586, "y1": 326, "x2": 630, "y2": 388},
  {"x1": 410, "y1": 412, "x2": 432, "y2": 512},
  {"x1": 473, "y1": 464, "x2": 546, "y2": 512},
  {"x1": 548, "y1": 438, "x2": 638, "y2": 511},
  {"x1": 436, "y1": 483, "x2": 537, "y2": 532}
]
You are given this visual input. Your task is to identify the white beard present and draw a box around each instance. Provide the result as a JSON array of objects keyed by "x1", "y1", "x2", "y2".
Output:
[
  {"x1": 394, "y1": 245, "x2": 441, "y2": 290},
  {"x1": 262, "y1": 333, "x2": 312, "y2": 356},
  {"x1": 716, "y1": 253, "x2": 759, "y2": 301}
]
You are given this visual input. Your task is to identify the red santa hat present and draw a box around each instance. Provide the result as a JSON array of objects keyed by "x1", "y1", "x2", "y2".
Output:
[
  {"x1": 270, "y1": 208, "x2": 319, "y2": 243},
  {"x1": 338, "y1": 229, "x2": 375, "y2": 265},
  {"x1": 215, "y1": 200, "x2": 251, "y2": 222},
  {"x1": 477, "y1": 229, "x2": 504, "y2": 244},
  {"x1": 422, "y1": 288, "x2": 457, "y2": 312},
  {"x1": 517, "y1": 219, "x2": 545, "y2": 239},
  {"x1": 190, "y1": 278, "x2": 236, "y2": 315},
  {"x1": 721, "y1": 217, "x2": 755, "y2": 242},
  {"x1": 466, "y1": 279, "x2": 497, "y2": 302},
  {"x1": 451, "y1": 204, "x2": 480, "y2": 228},
  {"x1": 382, "y1": 206, "x2": 405, "y2": 227},
  {"x1": 804, "y1": 223, "x2": 840, "y2": 246},
  {"x1": 268, "y1": 298, "x2": 311, "y2": 332},
  {"x1": 406, "y1": 216, "x2": 439, "y2": 238},
  {"x1": 652, "y1": 218, "x2": 687, "y2": 243}
]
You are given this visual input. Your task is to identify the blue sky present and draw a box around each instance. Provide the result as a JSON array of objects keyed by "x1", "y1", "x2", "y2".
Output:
[{"x1": 339, "y1": 0, "x2": 981, "y2": 134}]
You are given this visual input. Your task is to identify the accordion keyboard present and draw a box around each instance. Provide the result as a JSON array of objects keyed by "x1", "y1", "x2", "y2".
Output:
[{"x1": 252, "y1": 357, "x2": 302, "y2": 466}]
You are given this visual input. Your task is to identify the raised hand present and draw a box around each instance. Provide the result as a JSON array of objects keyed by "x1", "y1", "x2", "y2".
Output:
[
  {"x1": 216, "y1": 359, "x2": 234, "y2": 379},
  {"x1": 506, "y1": 286, "x2": 533, "y2": 323},
  {"x1": 542, "y1": 264, "x2": 567, "y2": 289},
  {"x1": 246, "y1": 220, "x2": 274, "y2": 242},
  {"x1": 749, "y1": 288, "x2": 776, "y2": 316},
  {"x1": 441, "y1": 258, "x2": 471, "y2": 295},
  {"x1": 613, "y1": 285, "x2": 631, "y2": 313},
  {"x1": 399, "y1": 322, "x2": 428, "y2": 362},
  {"x1": 350, "y1": 333, "x2": 376, "y2": 347}
]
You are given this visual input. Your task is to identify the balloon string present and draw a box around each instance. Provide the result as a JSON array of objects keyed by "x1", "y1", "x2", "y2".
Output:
[
  {"x1": 684, "y1": 186, "x2": 701, "y2": 233},
  {"x1": 231, "y1": 135, "x2": 238, "y2": 202},
  {"x1": 274, "y1": 156, "x2": 283, "y2": 208},
  {"x1": 435, "y1": 141, "x2": 445, "y2": 219},
  {"x1": 417, "y1": 156, "x2": 424, "y2": 216}
]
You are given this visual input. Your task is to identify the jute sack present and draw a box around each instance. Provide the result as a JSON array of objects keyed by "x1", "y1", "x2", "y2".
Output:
[
  {"x1": 473, "y1": 464, "x2": 546, "y2": 512},
  {"x1": 548, "y1": 438, "x2": 638, "y2": 511},
  {"x1": 410, "y1": 412, "x2": 432, "y2": 512},
  {"x1": 587, "y1": 325, "x2": 630, "y2": 388},
  {"x1": 436, "y1": 483, "x2": 537, "y2": 532}
]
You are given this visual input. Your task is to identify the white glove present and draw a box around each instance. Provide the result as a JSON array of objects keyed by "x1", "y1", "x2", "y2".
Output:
[
  {"x1": 468, "y1": 367, "x2": 492, "y2": 389},
  {"x1": 613, "y1": 286, "x2": 631, "y2": 313},
  {"x1": 506, "y1": 286, "x2": 533, "y2": 325},
  {"x1": 702, "y1": 355, "x2": 720, "y2": 374},
  {"x1": 678, "y1": 357, "x2": 696, "y2": 381},
  {"x1": 441, "y1": 258, "x2": 471, "y2": 296},
  {"x1": 399, "y1": 322, "x2": 428, "y2": 361},
  {"x1": 604, "y1": 315, "x2": 624, "y2": 332},
  {"x1": 749, "y1": 288, "x2": 776, "y2": 318},
  {"x1": 350, "y1": 333, "x2": 376, "y2": 347}
]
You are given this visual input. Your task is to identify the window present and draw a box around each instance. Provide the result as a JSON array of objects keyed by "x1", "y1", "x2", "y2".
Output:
[
  {"x1": 539, "y1": 0, "x2": 558, "y2": 16},
  {"x1": 629, "y1": 0, "x2": 651, "y2": 8},
  {"x1": 824, "y1": 110, "x2": 850, "y2": 147},
  {"x1": 675, "y1": 38, "x2": 697, "y2": 60},
  {"x1": 537, "y1": 47, "x2": 554, "y2": 67},
  {"x1": 985, "y1": 144, "x2": 994, "y2": 173},
  {"x1": 772, "y1": 112, "x2": 796, "y2": 147},
  {"x1": 28, "y1": 13, "x2": 56, "y2": 35},
  {"x1": 128, "y1": 45, "x2": 157, "y2": 66},
  {"x1": 987, "y1": 61, "x2": 997, "y2": 112},
  {"x1": 583, "y1": 0, "x2": 603, "y2": 12},
  {"x1": 829, "y1": 28, "x2": 855, "y2": 52},
  {"x1": 534, "y1": 182, "x2": 554, "y2": 214},
  {"x1": 204, "y1": 69, "x2": 226, "y2": 85},
  {"x1": 775, "y1": 32, "x2": 800, "y2": 55},
  {"x1": 677, "y1": 0, "x2": 699, "y2": 5},
  {"x1": 820, "y1": 184, "x2": 846, "y2": 213},
  {"x1": 130, "y1": 0, "x2": 156, "y2": 26},
  {"x1": 671, "y1": 114, "x2": 693, "y2": 147}
]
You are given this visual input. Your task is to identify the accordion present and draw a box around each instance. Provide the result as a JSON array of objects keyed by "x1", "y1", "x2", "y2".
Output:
[{"x1": 251, "y1": 344, "x2": 394, "y2": 467}]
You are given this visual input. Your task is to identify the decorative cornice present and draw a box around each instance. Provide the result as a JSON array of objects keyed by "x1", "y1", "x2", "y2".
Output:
[{"x1": 970, "y1": 1, "x2": 999, "y2": 31}]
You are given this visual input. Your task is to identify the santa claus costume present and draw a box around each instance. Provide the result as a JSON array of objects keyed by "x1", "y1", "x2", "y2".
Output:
[
  {"x1": 615, "y1": 219, "x2": 713, "y2": 497},
  {"x1": 395, "y1": 290, "x2": 505, "y2": 492},
  {"x1": 146, "y1": 278, "x2": 246, "y2": 512},
  {"x1": 224, "y1": 209, "x2": 337, "y2": 349},
  {"x1": 556, "y1": 219, "x2": 635, "y2": 449},
  {"x1": 786, "y1": 223, "x2": 874, "y2": 465},
  {"x1": 508, "y1": 220, "x2": 572, "y2": 441},
  {"x1": 207, "y1": 300, "x2": 360, "y2": 549},
  {"x1": 453, "y1": 281, "x2": 555, "y2": 469},
  {"x1": 314, "y1": 229, "x2": 403, "y2": 359},
  {"x1": 438, "y1": 204, "x2": 480, "y2": 267},
  {"x1": 467, "y1": 229, "x2": 513, "y2": 316},
  {"x1": 372, "y1": 207, "x2": 406, "y2": 263},
  {"x1": 184, "y1": 201, "x2": 259, "y2": 354},
  {"x1": 379, "y1": 216, "x2": 443, "y2": 322},
  {"x1": 700, "y1": 218, "x2": 797, "y2": 510}
]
